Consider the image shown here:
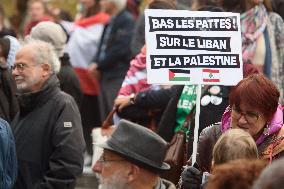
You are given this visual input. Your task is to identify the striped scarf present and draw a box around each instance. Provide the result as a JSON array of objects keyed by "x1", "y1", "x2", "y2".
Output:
[
  {"x1": 117, "y1": 52, "x2": 150, "y2": 96},
  {"x1": 241, "y1": 4, "x2": 268, "y2": 64}
]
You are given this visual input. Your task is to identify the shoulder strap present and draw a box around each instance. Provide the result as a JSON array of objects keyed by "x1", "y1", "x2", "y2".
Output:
[
  {"x1": 101, "y1": 108, "x2": 116, "y2": 129},
  {"x1": 181, "y1": 106, "x2": 196, "y2": 130}
]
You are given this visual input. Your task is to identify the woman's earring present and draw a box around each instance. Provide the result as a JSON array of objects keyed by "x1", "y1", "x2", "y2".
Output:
[{"x1": 263, "y1": 124, "x2": 270, "y2": 136}]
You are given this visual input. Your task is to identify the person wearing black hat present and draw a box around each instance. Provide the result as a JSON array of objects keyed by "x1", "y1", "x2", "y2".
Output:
[{"x1": 94, "y1": 119, "x2": 176, "y2": 189}]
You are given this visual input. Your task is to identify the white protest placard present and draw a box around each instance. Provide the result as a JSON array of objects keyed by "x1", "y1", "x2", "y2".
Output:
[{"x1": 145, "y1": 9, "x2": 243, "y2": 85}]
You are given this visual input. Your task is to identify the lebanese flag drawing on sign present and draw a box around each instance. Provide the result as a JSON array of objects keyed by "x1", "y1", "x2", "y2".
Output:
[{"x1": 202, "y1": 69, "x2": 220, "y2": 82}]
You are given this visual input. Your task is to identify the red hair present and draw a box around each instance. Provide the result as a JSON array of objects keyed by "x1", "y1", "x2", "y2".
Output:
[{"x1": 229, "y1": 74, "x2": 279, "y2": 121}]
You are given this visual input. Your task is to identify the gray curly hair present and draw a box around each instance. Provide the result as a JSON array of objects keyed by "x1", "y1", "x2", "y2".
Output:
[{"x1": 22, "y1": 39, "x2": 60, "y2": 74}]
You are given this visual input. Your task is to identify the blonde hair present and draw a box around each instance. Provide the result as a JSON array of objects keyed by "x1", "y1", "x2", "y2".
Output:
[{"x1": 213, "y1": 129, "x2": 258, "y2": 166}]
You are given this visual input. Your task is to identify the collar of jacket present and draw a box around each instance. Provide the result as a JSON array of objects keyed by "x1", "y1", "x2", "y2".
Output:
[{"x1": 17, "y1": 74, "x2": 60, "y2": 115}]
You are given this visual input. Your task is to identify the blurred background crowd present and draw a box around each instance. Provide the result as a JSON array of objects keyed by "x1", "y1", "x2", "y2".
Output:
[{"x1": 1, "y1": 0, "x2": 284, "y2": 188}]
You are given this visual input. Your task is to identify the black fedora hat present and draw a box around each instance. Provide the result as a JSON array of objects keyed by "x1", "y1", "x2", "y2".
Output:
[{"x1": 97, "y1": 119, "x2": 170, "y2": 171}]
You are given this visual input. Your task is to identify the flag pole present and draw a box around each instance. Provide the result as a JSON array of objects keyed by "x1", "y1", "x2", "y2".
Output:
[{"x1": 191, "y1": 84, "x2": 202, "y2": 165}]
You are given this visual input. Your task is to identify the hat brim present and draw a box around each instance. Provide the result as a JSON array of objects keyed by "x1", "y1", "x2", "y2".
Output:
[{"x1": 96, "y1": 141, "x2": 170, "y2": 171}]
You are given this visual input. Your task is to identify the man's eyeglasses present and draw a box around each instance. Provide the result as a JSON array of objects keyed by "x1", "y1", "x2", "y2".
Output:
[
  {"x1": 97, "y1": 155, "x2": 126, "y2": 164},
  {"x1": 11, "y1": 63, "x2": 29, "y2": 72},
  {"x1": 231, "y1": 107, "x2": 262, "y2": 124}
]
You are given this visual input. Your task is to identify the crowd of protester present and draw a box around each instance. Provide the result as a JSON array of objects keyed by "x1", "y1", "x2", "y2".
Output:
[{"x1": 0, "y1": 0, "x2": 284, "y2": 188}]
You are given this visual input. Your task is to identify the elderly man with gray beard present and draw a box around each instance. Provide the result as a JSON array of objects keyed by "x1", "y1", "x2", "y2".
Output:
[
  {"x1": 93, "y1": 119, "x2": 176, "y2": 189},
  {"x1": 11, "y1": 40, "x2": 85, "y2": 189}
]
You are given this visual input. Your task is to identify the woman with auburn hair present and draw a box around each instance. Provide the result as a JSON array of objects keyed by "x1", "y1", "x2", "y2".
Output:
[
  {"x1": 195, "y1": 74, "x2": 284, "y2": 173},
  {"x1": 181, "y1": 74, "x2": 283, "y2": 189}
]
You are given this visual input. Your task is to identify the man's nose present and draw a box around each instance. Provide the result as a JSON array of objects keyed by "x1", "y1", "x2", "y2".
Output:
[
  {"x1": 12, "y1": 67, "x2": 19, "y2": 76},
  {"x1": 92, "y1": 161, "x2": 102, "y2": 173}
]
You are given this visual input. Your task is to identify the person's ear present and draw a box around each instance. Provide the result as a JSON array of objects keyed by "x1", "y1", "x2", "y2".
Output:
[
  {"x1": 127, "y1": 164, "x2": 140, "y2": 182},
  {"x1": 41, "y1": 63, "x2": 51, "y2": 76}
]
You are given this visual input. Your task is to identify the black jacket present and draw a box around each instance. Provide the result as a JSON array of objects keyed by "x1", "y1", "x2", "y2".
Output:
[
  {"x1": 197, "y1": 123, "x2": 222, "y2": 172},
  {"x1": 11, "y1": 75, "x2": 85, "y2": 189},
  {"x1": 117, "y1": 86, "x2": 172, "y2": 127},
  {"x1": 0, "y1": 62, "x2": 19, "y2": 122},
  {"x1": 133, "y1": 85, "x2": 229, "y2": 143},
  {"x1": 95, "y1": 9, "x2": 135, "y2": 79},
  {"x1": 58, "y1": 53, "x2": 83, "y2": 108}
]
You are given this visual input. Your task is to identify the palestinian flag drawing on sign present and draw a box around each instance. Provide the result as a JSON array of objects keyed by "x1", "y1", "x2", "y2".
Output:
[
  {"x1": 203, "y1": 69, "x2": 220, "y2": 82},
  {"x1": 169, "y1": 69, "x2": 191, "y2": 81}
]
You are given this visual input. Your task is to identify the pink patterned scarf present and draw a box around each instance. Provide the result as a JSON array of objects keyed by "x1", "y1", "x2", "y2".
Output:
[
  {"x1": 117, "y1": 52, "x2": 149, "y2": 96},
  {"x1": 241, "y1": 4, "x2": 268, "y2": 64}
]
